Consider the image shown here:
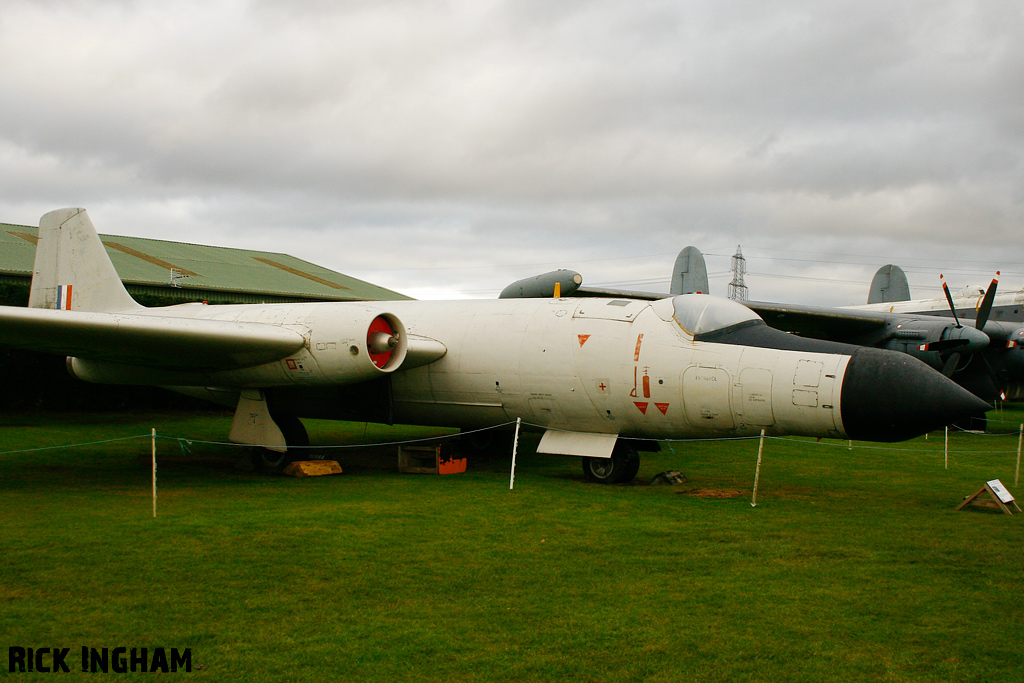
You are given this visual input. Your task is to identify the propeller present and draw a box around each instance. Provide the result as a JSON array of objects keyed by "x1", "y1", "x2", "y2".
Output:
[{"x1": 937, "y1": 272, "x2": 998, "y2": 379}]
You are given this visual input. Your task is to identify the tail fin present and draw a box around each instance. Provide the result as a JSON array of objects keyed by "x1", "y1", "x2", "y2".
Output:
[
  {"x1": 670, "y1": 246, "x2": 710, "y2": 295},
  {"x1": 867, "y1": 264, "x2": 911, "y2": 304},
  {"x1": 28, "y1": 208, "x2": 142, "y2": 312}
]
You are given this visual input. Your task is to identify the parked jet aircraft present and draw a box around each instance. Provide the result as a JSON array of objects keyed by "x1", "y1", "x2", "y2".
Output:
[
  {"x1": 0, "y1": 209, "x2": 989, "y2": 482},
  {"x1": 502, "y1": 252, "x2": 1024, "y2": 401}
]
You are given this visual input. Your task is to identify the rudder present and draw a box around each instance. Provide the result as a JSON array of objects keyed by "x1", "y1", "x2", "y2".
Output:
[
  {"x1": 867, "y1": 264, "x2": 911, "y2": 304},
  {"x1": 670, "y1": 246, "x2": 710, "y2": 295}
]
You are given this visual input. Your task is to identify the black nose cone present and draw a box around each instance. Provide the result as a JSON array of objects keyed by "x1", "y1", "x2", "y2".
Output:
[{"x1": 840, "y1": 348, "x2": 991, "y2": 442}]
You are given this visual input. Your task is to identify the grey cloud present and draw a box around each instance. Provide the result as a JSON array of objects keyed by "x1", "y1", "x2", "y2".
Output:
[{"x1": 0, "y1": 0, "x2": 1022, "y2": 303}]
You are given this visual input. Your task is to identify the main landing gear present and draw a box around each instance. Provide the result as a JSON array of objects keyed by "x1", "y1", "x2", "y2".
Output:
[
  {"x1": 581, "y1": 442, "x2": 640, "y2": 484},
  {"x1": 229, "y1": 389, "x2": 311, "y2": 473},
  {"x1": 251, "y1": 413, "x2": 309, "y2": 473}
]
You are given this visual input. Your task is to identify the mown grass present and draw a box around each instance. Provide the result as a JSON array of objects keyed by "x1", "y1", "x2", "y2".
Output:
[{"x1": 2, "y1": 409, "x2": 1023, "y2": 682}]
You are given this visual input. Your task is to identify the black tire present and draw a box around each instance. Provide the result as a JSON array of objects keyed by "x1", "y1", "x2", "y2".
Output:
[
  {"x1": 582, "y1": 443, "x2": 640, "y2": 484},
  {"x1": 275, "y1": 413, "x2": 310, "y2": 449},
  {"x1": 620, "y1": 447, "x2": 641, "y2": 483},
  {"x1": 251, "y1": 414, "x2": 309, "y2": 473},
  {"x1": 953, "y1": 413, "x2": 988, "y2": 432},
  {"x1": 252, "y1": 447, "x2": 291, "y2": 473},
  {"x1": 460, "y1": 429, "x2": 514, "y2": 458}
]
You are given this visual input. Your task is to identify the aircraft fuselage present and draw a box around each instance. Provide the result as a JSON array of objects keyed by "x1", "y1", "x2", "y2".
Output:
[{"x1": 65, "y1": 295, "x2": 964, "y2": 446}]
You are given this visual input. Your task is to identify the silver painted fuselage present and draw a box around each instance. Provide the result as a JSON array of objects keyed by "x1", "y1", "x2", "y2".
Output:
[
  {"x1": 70, "y1": 296, "x2": 850, "y2": 441},
  {"x1": 388, "y1": 297, "x2": 848, "y2": 440}
]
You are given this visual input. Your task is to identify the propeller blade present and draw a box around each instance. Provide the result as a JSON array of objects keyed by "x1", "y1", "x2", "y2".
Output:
[
  {"x1": 940, "y1": 274, "x2": 962, "y2": 328},
  {"x1": 975, "y1": 272, "x2": 999, "y2": 331},
  {"x1": 941, "y1": 351, "x2": 961, "y2": 377},
  {"x1": 976, "y1": 352, "x2": 1005, "y2": 402},
  {"x1": 980, "y1": 350, "x2": 1005, "y2": 385},
  {"x1": 918, "y1": 338, "x2": 970, "y2": 352}
]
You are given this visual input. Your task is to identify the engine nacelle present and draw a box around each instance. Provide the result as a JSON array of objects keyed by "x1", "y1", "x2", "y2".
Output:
[
  {"x1": 1003, "y1": 326, "x2": 1024, "y2": 373},
  {"x1": 311, "y1": 310, "x2": 408, "y2": 383},
  {"x1": 67, "y1": 310, "x2": 411, "y2": 388}
]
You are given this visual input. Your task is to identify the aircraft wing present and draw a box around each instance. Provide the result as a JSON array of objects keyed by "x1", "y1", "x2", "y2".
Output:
[
  {"x1": 0, "y1": 306, "x2": 307, "y2": 371},
  {"x1": 744, "y1": 302, "x2": 889, "y2": 340},
  {"x1": 572, "y1": 286, "x2": 664, "y2": 300}
]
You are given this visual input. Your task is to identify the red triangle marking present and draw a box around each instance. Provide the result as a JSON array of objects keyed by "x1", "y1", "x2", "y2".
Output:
[
  {"x1": 578, "y1": 334, "x2": 591, "y2": 346},
  {"x1": 655, "y1": 403, "x2": 670, "y2": 415},
  {"x1": 634, "y1": 402, "x2": 649, "y2": 415}
]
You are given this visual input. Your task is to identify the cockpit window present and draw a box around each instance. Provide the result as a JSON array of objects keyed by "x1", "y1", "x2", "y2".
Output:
[{"x1": 672, "y1": 294, "x2": 762, "y2": 335}]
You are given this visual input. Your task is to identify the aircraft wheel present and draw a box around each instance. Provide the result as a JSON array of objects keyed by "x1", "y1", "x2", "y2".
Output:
[
  {"x1": 464, "y1": 430, "x2": 496, "y2": 452},
  {"x1": 620, "y1": 447, "x2": 641, "y2": 483},
  {"x1": 251, "y1": 414, "x2": 309, "y2": 473},
  {"x1": 276, "y1": 413, "x2": 310, "y2": 449},
  {"x1": 953, "y1": 413, "x2": 988, "y2": 432},
  {"x1": 252, "y1": 448, "x2": 290, "y2": 473},
  {"x1": 582, "y1": 444, "x2": 640, "y2": 484},
  {"x1": 461, "y1": 429, "x2": 513, "y2": 458}
]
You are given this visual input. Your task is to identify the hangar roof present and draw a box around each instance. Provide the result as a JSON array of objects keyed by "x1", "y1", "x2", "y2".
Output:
[{"x1": 0, "y1": 222, "x2": 410, "y2": 303}]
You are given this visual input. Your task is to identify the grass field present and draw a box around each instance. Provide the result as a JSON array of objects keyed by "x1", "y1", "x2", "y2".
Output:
[{"x1": 2, "y1": 408, "x2": 1023, "y2": 682}]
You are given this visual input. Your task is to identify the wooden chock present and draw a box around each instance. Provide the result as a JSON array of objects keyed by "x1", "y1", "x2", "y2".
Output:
[{"x1": 283, "y1": 460, "x2": 343, "y2": 477}]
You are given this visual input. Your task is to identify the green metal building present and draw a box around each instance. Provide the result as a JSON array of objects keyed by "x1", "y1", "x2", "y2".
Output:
[{"x1": 0, "y1": 222, "x2": 410, "y2": 304}]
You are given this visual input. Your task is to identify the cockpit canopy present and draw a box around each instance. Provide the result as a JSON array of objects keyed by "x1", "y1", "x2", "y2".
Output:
[{"x1": 671, "y1": 294, "x2": 763, "y2": 336}]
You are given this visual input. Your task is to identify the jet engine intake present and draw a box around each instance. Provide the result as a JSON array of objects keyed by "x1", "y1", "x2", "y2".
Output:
[
  {"x1": 367, "y1": 315, "x2": 401, "y2": 368},
  {"x1": 312, "y1": 311, "x2": 409, "y2": 384}
]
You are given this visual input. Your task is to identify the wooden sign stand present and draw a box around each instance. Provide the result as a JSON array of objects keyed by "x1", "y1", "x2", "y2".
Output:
[{"x1": 957, "y1": 479, "x2": 1021, "y2": 515}]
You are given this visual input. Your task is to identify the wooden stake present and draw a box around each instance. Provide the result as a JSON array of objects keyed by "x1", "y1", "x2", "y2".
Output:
[
  {"x1": 151, "y1": 428, "x2": 157, "y2": 518},
  {"x1": 1016, "y1": 424, "x2": 1022, "y2": 488},
  {"x1": 751, "y1": 429, "x2": 765, "y2": 507},
  {"x1": 509, "y1": 418, "x2": 521, "y2": 490}
]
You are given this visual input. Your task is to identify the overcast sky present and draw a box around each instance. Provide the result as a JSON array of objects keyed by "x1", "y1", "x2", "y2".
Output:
[{"x1": 2, "y1": 0, "x2": 1022, "y2": 303}]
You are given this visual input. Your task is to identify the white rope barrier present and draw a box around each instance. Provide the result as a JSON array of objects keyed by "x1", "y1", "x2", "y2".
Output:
[
  {"x1": 4, "y1": 418, "x2": 1023, "y2": 517},
  {"x1": 3, "y1": 419, "x2": 1023, "y2": 460},
  {"x1": 0, "y1": 434, "x2": 151, "y2": 455}
]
